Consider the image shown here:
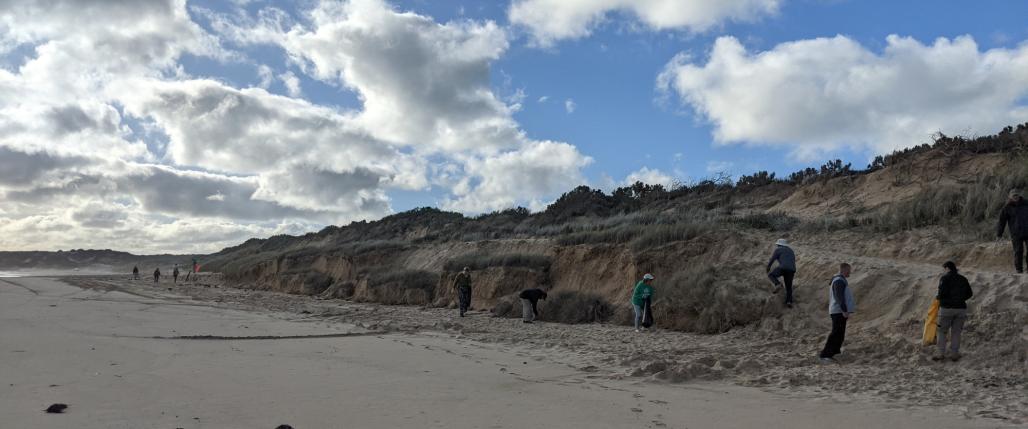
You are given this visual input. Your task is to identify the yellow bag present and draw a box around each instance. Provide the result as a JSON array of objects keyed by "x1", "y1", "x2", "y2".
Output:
[{"x1": 922, "y1": 299, "x2": 940, "y2": 346}]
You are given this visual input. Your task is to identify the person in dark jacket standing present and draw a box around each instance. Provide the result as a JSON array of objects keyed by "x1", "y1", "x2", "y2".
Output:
[
  {"x1": 933, "y1": 261, "x2": 973, "y2": 361},
  {"x1": 132, "y1": 265, "x2": 139, "y2": 280},
  {"x1": 153, "y1": 268, "x2": 161, "y2": 284},
  {"x1": 172, "y1": 264, "x2": 180, "y2": 284},
  {"x1": 519, "y1": 288, "x2": 547, "y2": 323},
  {"x1": 766, "y1": 239, "x2": 797, "y2": 307},
  {"x1": 453, "y1": 267, "x2": 472, "y2": 317},
  {"x1": 996, "y1": 189, "x2": 1028, "y2": 273},
  {"x1": 820, "y1": 263, "x2": 854, "y2": 363}
]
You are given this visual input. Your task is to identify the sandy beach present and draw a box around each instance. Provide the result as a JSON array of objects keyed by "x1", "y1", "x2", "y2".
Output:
[{"x1": 0, "y1": 276, "x2": 1019, "y2": 428}]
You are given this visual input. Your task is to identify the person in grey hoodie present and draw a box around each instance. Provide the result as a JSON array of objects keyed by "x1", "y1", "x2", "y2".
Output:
[
  {"x1": 766, "y1": 238, "x2": 797, "y2": 307},
  {"x1": 819, "y1": 263, "x2": 855, "y2": 363},
  {"x1": 996, "y1": 189, "x2": 1028, "y2": 273}
]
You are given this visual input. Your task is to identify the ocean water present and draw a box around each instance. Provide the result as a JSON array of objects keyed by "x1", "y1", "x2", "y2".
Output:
[{"x1": 0, "y1": 271, "x2": 22, "y2": 278}]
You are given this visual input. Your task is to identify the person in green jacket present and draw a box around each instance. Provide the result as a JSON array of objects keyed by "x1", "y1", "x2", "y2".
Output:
[{"x1": 631, "y1": 273, "x2": 655, "y2": 332}]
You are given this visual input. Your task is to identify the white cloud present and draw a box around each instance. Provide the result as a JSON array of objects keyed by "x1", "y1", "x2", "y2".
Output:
[
  {"x1": 509, "y1": 0, "x2": 781, "y2": 47},
  {"x1": 0, "y1": 0, "x2": 596, "y2": 252},
  {"x1": 658, "y1": 35, "x2": 1028, "y2": 159},
  {"x1": 279, "y1": 70, "x2": 302, "y2": 97},
  {"x1": 706, "y1": 161, "x2": 734, "y2": 174},
  {"x1": 537, "y1": 95, "x2": 549, "y2": 103},
  {"x1": 442, "y1": 140, "x2": 593, "y2": 212},
  {"x1": 565, "y1": 98, "x2": 577, "y2": 113},
  {"x1": 244, "y1": 0, "x2": 521, "y2": 153},
  {"x1": 256, "y1": 64, "x2": 274, "y2": 88},
  {"x1": 623, "y1": 167, "x2": 674, "y2": 187},
  {"x1": 209, "y1": 0, "x2": 592, "y2": 212}
]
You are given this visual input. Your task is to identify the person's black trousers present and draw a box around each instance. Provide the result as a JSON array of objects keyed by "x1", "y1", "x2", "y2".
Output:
[
  {"x1": 1013, "y1": 236, "x2": 1028, "y2": 273},
  {"x1": 768, "y1": 268, "x2": 795, "y2": 304},
  {"x1": 819, "y1": 313, "x2": 848, "y2": 358},
  {"x1": 457, "y1": 287, "x2": 471, "y2": 315}
]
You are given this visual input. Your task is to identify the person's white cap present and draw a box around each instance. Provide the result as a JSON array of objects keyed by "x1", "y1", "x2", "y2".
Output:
[
  {"x1": 775, "y1": 238, "x2": 790, "y2": 247},
  {"x1": 643, "y1": 273, "x2": 655, "y2": 280}
]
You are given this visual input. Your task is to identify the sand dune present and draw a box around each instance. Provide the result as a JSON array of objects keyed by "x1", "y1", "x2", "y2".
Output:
[{"x1": 50, "y1": 270, "x2": 1028, "y2": 426}]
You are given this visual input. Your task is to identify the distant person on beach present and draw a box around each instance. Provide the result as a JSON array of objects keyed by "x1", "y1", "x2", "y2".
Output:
[
  {"x1": 631, "y1": 273, "x2": 655, "y2": 333},
  {"x1": 766, "y1": 239, "x2": 796, "y2": 308},
  {"x1": 820, "y1": 263, "x2": 855, "y2": 363},
  {"x1": 996, "y1": 189, "x2": 1028, "y2": 273},
  {"x1": 153, "y1": 268, "x2": 161, "y2": 284},
  {"x1": 453, "y1": 267, "x2": 472, "y2": 317},
  {"x1": 173, "y1": 265, "x2": 180, "y2": 284},
  {"x1": 519, "y1": 288, "x2": 547, "y2": 323},
  {"x1": 933, "y1": 261, "x2": 973, "y2": 362},
  {"x1": 132, "y1": 265, "x2": 139, "y2": 280}
]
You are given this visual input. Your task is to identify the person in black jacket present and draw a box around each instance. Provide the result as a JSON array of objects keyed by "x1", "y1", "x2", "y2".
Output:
[
  {"x1": 996, "y1": 189, "x2": 1028, "y2": 273},
  {"x1": 519, "y1": 288, "x2": 547, "y2": 323},
  {"x1": 933, "y1": 261, "x2": 973, "y2": 362}
]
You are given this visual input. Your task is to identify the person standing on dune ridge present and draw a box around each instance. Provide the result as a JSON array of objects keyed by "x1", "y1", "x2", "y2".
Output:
[
  {"x1": 996, "y1": 189, "x2": 1028, "y2": 273},
  {"x1": 132, "y1": 265, "x2": 139, "y2": 280}
]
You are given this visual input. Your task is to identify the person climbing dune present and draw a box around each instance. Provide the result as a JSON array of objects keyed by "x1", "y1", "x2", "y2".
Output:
[{"x1": 766, "y1": 239, "x2": 796, "y2": 308}]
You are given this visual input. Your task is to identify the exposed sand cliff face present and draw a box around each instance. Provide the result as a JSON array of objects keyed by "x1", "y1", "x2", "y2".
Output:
[
  {"x1": 772, "y1": 153, "x2": 1008, "y2": 219},
  {"x1": 196, "y1": 147, "x2": 1026, "y2": 404}
]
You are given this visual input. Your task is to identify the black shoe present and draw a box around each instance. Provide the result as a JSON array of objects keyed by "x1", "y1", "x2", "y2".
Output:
[
  {"x1": 523, "y1": 320, "x2": 533, "y2": 323},
  {"x1": 785, "y1": 302, "x2": 793, "y2": 308}
]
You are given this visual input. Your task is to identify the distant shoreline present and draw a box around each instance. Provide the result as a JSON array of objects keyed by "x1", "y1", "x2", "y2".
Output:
[{"x1": 0, "y1": 270, "x2": 116, "y2": 278}]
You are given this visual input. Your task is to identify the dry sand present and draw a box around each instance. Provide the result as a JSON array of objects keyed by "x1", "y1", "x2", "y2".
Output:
[{"x1": 0, "y1": 276, "x2": 1021, "y2": 428}]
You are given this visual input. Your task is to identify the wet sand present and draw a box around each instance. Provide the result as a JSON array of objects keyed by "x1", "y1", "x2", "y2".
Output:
[{"x1": 0, "y1": 277, "x2": 1016, "y2": 428}]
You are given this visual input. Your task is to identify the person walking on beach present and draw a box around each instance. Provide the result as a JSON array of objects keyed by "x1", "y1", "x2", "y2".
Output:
[
  {"x1": 766, "y1": 239, "x2": 797, "y2": 308},
  {"x1": 153, "y1": 268, "x2": 161, "y2": 284},
  {"x1": 820, "y1": 263, "x2": 855, "y2": 363},
  {"x1": 453, "y1": 267, "x2": 472, "y2": 317},
  {"x1": 933, "y1": 261, "x2": 973, "y2": 362},
  {"x1": 996, "y1": 189, "x2": 1028, "y2": 273},
  {"x1": 631, "y1": 274, "x2": 655, "y2": 333},
  {"x1": 519, "y1": 288, "x2": 547, "y2": 323},
  {"x1": 132, "y1": 265, "x2": 139, "y2": 280},
  {"x1": 172, "y1": 265, "x2": 180, "y2": 284}
]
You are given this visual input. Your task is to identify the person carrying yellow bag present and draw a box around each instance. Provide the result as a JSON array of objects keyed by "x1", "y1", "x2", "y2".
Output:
[
  {"x1": 922, "y1": 299, "x2": 939, "y2": 346},
  {"x1": 931, "y1": 261, "x2": 974, "y2": 362}
]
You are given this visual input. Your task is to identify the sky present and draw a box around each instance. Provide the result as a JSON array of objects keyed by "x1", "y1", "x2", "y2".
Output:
[{"x1": 1, "y1": 0, "x2": 1027, "y2": 254}]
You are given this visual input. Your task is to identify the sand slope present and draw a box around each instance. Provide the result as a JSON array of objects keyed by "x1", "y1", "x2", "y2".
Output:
[{"x1": 18, "y1": 275, "x2": 1022, "y2": 427}]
